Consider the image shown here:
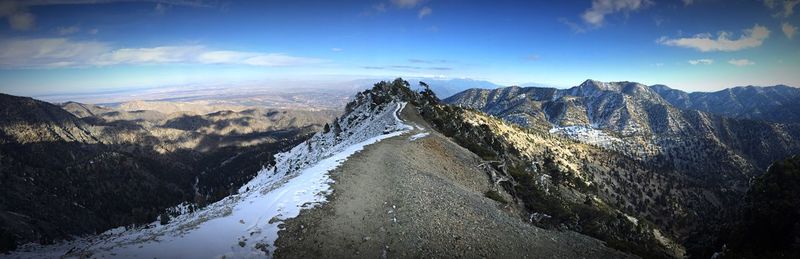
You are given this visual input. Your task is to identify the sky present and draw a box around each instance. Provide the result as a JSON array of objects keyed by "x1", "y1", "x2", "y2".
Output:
[{"x1": 0, "y1": 0, "x2": 799, "y2": 96}]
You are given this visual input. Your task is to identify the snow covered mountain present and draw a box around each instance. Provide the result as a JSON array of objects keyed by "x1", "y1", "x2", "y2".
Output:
[{"x1": 444, "y1": 80, "x2": 800, "y2": 179}]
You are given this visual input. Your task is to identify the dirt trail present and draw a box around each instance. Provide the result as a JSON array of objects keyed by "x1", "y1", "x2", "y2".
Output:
[{"x1": 273, "y1": 104, "x2": 632, "y2": 258}]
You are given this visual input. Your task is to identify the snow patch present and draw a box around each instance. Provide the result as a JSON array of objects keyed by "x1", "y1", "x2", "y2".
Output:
[
  {"x1": 623, "y1": 214, "x2": 638, "y2": 226},
  {"x1": 548, "y1": 125, "x2": 621, "y2": 148},
  {"x1": 408, "y1": 132, "x2": 430, "y2": 141}
]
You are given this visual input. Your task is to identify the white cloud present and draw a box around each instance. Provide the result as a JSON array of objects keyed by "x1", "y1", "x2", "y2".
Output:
[
  {"x1": 657, "y1": 24, "x2": 770, "y2": 52},
  {"x1": 96, "y1": 45, "x2": 205, "y2": 65},
  {"x1": 239, "y1": 53, "x2": 323, "y2": 66},
  {"x1": 682, "y1": 0, "x2": 694, "y2": 6},
  {"x1": 418, "y1": 6, "x2": 432, "y2": 19},
  {"x1": 688, "y1": 58, "x2": 713, "y2": 65},
  {"x1": 0, "y1": 38, "x2": 109, "y2": 67},
  {"x1": 728, "y1": 58, "x2": 755, "y2": 66},
  {"x1": 391, "y1": 0, "x2": 423, "y2": 8},
  {"x1": 0, "y1": 38, "x2": 324, "y2": 68},
  {"x1": 330, "y1": 48, "x2": 343, "y2": 52},
  {"x1": 783, "y1": 22, "x2": 797, "y2": 39},
  {"x1": 581, "y1": 0, "x2": 652, "y2": 27},
  {"x1": 57, "y1": 25, "x2": 80, "y2": 35}
]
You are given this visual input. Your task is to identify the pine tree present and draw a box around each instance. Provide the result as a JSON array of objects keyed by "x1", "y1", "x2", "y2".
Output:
[
  {"x1": 332, "y1": 119, "x2": 342, "y2": 135},
  {"x1": 160, "y1": 212, "x2": 170, "y2": 225}
]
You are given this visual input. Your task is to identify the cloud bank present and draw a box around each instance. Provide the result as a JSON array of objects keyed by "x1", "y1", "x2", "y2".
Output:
[
  {"x1": 0, "y1": 38, "x2": 324, "y2": 68},
  {"x1": 657, "y1": 24, "x2": 770, "y2": 52}
]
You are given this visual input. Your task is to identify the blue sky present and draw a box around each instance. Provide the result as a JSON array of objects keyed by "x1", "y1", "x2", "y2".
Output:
[{"x1": 0, "y1": 0, "x2": 799, "y2": 96}]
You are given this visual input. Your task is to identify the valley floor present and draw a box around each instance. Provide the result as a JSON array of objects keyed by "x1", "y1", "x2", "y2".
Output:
[{"x1": 273, "y1": 104, "x2": 632, "y2": 258}]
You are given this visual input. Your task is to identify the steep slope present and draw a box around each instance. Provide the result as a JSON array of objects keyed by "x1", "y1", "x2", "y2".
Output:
[
  {"x1": 59, "y1": 101, "x2": 114, "y2": 119},
  {"x1": 650, "y1": 84, "x2": 800, "y2": 124},
  {"x1": 443, "y1": 80, "x2": 800, "y2": 257},
  {"x1": 0, "y1": 94, "x2": 325, "y2": 251},
  {"x1": 0, "y1": 94, "x2": 196, "y2": 248},
  {"x1": 0, "y1": 94, "x2": 99, "y2": 144},
  {"x1": 722, "y1": 155, "x2": 800, "y2": 258},
  {"x1": 7, "y1": 82, "x2": 414, "y2": 258},
  {"x1": 420, "y1": 103, "x2": 690, "y2": 258}
]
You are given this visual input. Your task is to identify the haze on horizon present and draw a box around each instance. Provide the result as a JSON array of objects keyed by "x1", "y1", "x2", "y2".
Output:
[{"x1": 1, "y1": 0, "x2": 799, "y2": 97}]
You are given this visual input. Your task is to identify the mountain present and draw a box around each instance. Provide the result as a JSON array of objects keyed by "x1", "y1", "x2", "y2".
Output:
[
  {"x1": 8, "y1": 79, "x2": 636, "y2": 258},
  {"x1": 0, "y1": 93, "x2": 333, "y2": 251},
  {"x1": 650, "y1": 84, "x2": 800, "y2": 124},
  {"x1": 0, "y1": 94, "x2": 99, "y2": 144},
  {"x1": 444, "y1": 80, "x2": 800, "y2": 256},
  {"x1": 6, "y1": 79, "x2": 798, "y2": 258},
  {"x1": 445, "y1": 80, "x2": 800, "y2": 177}
]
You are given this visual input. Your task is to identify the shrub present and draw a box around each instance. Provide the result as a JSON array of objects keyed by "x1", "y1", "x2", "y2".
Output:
[{"x1": 484, "y1": 190, "x2": 508, "y2": 204}]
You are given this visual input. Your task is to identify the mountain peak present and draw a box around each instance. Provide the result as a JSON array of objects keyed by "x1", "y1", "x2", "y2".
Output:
[
  {"x1": 579, "y1": 79, "x2": 608, "y2": 89},
  {"x1": 571, "y1": 80, "x2": 658, "y2": 100}
]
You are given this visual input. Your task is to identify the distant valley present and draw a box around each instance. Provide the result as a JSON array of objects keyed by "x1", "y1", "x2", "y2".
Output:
[{"x1": 0, "y1": 93, "x2": 335, "y2": 249}]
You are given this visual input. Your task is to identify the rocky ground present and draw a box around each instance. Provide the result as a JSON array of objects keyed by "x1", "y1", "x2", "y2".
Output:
[{"x1": 273, "y1": 104, "x2": 633, "y2": 258}]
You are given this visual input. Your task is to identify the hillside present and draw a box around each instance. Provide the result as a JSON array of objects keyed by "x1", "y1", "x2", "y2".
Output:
[
  {"x1": 0, "y1": 93, "x2": 332, "y2": 251},
  {"x1": 445, "y1": 80, "x2": 800, "y2": 179},
  {"x1": 275, "y1": 101, "x2": 631, "y2": 258},
  {"x1": 722, "y1": 155, "x2": 800, "y2": 258},
  {"x1": 442, "y1": 80, "x2": 800, "y2": 256}
]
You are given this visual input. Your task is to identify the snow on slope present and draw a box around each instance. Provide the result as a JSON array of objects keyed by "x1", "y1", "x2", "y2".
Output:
[
  {"x1": 10, "y1": 101, "x2": 411, "y2": 259},
  {"x1": 548, "y1": 125, "x2": 621, "y2": 148},
  {"x1": 408, "y1": 132, "x2": 429, "y2": 141}
]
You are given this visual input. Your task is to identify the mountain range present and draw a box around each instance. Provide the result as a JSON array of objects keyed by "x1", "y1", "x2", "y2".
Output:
[
  {"x1": 442, "y1": 79, "x2": 800, "y2": 256},
  {"x1": 651, "y1": 84, "x2": 800, "y2": 124},
  {"x1": 445, "y1": 80, "x2": 800, "y2": 175},
  {"x1": 1, "y1": 79, "x2": 799, "y2": 258}
]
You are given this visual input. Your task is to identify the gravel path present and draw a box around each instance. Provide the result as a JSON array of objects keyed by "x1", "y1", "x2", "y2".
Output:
[{"x1": 273, "y1": 104, "x2": 633, "y2": 258}]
